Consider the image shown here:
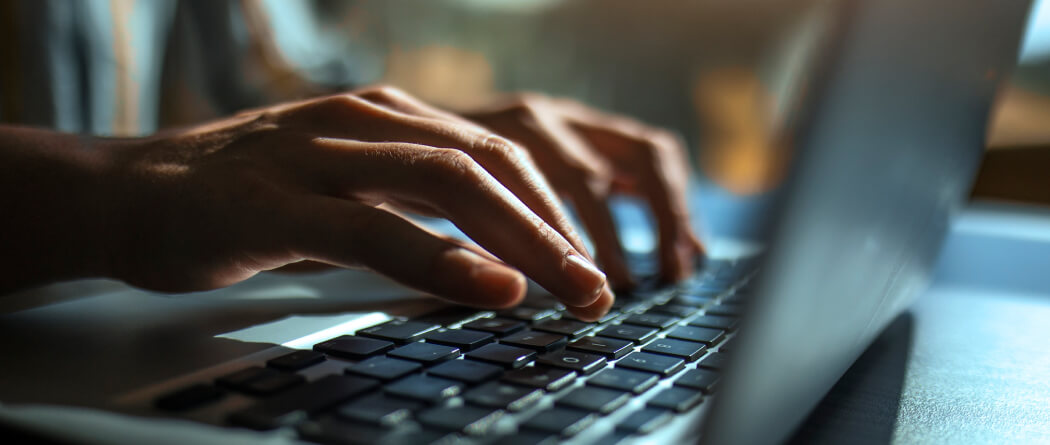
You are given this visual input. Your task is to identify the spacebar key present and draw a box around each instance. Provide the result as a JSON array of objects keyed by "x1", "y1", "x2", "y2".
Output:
[{"x1": 229, "y1": 375, "x2": 379, "y2": 430}]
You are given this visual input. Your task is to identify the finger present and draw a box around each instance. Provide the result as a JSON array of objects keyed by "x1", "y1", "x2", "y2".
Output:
[
  {"x1": 560, "y1": 106, "x2": 705, "y2": 281},
  {"x1": 287, "y1": 198, "x2": 528, "y2": 308},
  {"x1": 291, "y1": 93, "x2": 597, "y2": 265},
  {"x1": 303, "y1": 138, "x2": 608, "y2": 308},
  {"x1": 565, "y1": 179, "x2": 634, "y2": 289},
  {"x1": 565, "y1": 284, "x2": 615, "y2": 322}
]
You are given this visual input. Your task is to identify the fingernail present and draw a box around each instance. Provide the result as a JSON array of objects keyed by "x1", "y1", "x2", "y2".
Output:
[{"x1": 564, "y1": 253, "x2": 606, "y2": 306}]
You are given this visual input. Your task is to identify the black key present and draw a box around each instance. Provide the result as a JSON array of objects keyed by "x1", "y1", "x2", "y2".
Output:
[
  {"x1": 622, "y1": 313, "x2": 678, "y2": 329},
  {"x1": 387, "y1": 342, "x2": 460, "y2": 365},
  {"x1": 500, "y1": 330, "x2": 568, "y2": 352},
  {"x1": 556, "y1": 386, "x2": 630, "y2": 415},
  {"x1": 465, "y1": 343, "x2": 536, "y2": 369},
  {"x1": 216, "y1": 366, "x2": 304, "y2": 395},
  {"x1": 229, "y1": 375, "x2": 378, "y2": 430},
  {"x1": 427, "y1": 359, "x2": 503, "y2": 385},
  {"x1": 563, "y1": 309, "x2": 619, "y2": 324},
  {"x1": 313, "y1": 335, "x2": 394, "y2": 360},
  {"x1": 521, "y1": 407, "x2": 596, "y2": 437},
  {"x1": 384, "y1": 374, "x2": 462, "y2": 404},
  {"x1": 155, "y1": 384, "x2": 225, "y2": 411},
  {"x1": 357, "y1": 320, "x2": 440, "y2": 344},
  {"x1": 706, "y1": 303, "x2": 744, "y2": 317},
  {"x1": 698, "y1": 352, "x2": 729, "y2": 370},
  {"x1": 267, "y1": 350, "x2": 326, "y2": 371},
  {"x1": 617, "y1": 408, "x2": 673, "y2": 434},
  {"x1": 671, "y1": 294, "x2": 716, "y2": 307},
  {"x1": 647, "y1": 304, "x2": 699, "y2": 318},
  {"x1": 337, "y1": 393, "x2": 424, "y2": 426},
  {"x1": 462, "y1": 318, "x2": 527, "y2": 336},
  {"x1": 587, "y1": 368, "x2": 659, "y2": 394},
  {"x1": 567, "y1": 336, "x2": 633, "y2": 359},
  {"x1": 345, "y1": 356, "x2": 421, "y2": 381},
  {"x1": 665, "y1": 326, "x2": 725, "y2": 345},
  {"x1": 414, "y1": 306, "x2": 481, "y2": 327},
  {"x1": 463, "y1": 381, "x2": 543, "y2": 411},
  {"x1": 616, "y1": 352, "x2": 685, "y2": 377},
  {"x1": 417, "y1": 405, "x2": 504, "y2": 435},
  {"x1": 674, "y1": 369, "x2": 720, "y2": 394},
  {"x1": 536, "y1": 350, "x2": 607, "y2": 375},
  {"x1": 502, "y1": 432, "x2": 559, "y2": 445},
  {"x1": 533, "y1": 318, "x2": 593, "y2": 338},
  {"x1": 498, "y1": 306, "x2": 557, "y2": 322},
  {"x1": 647, "y1": 387, "x2": 704, "y2": 412},
  {"x1": 595, "y1": 325, "x2": 658, "y2": 344},
  {"x1": 501, "y1": 366, "x2": 576, "y2": 391},
  {"x1": 642, "y1": 338, "x2": 707, "y2": 361},
  {"x1": 688, "y1": 315, "x2": 740, "y2": 331},
  {"x1": 239, "y1": 371, "x2": 305, "y2": 396},
  {"x1": 424, "y1": 329, "x2": 495, "y2": 351}
]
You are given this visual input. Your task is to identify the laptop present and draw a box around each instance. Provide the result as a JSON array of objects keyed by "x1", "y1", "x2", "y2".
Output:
[{"x1": 0, "y1": 0, "x2": 1032, "y2": 444}]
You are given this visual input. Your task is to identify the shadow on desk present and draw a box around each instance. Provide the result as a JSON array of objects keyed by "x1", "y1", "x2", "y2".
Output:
[{"x1": 789, "y1": 312, "x2": 915, "y2": 445}]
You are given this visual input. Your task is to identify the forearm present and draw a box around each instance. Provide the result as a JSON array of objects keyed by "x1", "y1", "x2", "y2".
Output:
[
  {"x1": 971, "y1": 145, "x2": 1050, "y2": 205},
  {"x1": 0, "y1": 126, "x2": 115, "y2": 294}
]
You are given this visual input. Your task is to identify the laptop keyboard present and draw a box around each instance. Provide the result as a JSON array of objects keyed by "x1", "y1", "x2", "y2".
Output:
[{"x1": 153, "y1": 256, "x2": 756, "y2": 444}]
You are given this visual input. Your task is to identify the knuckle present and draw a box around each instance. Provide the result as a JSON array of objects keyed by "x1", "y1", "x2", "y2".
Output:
[
  {"x1": 423, "y1": 148, "x2": 480, "y2": 181},
  {"x1": 357, "y1": 85, "x2": 405, "y2": 102}
]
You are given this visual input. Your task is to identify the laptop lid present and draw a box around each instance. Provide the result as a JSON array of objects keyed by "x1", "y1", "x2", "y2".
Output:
[{"x1": 701, "y1": 0, "x2": 1033, "y2": 444}]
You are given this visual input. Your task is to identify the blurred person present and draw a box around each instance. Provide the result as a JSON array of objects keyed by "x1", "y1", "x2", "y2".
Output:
[{"x1": 0, "y1": 0, "x2": 704, "y2": 321}]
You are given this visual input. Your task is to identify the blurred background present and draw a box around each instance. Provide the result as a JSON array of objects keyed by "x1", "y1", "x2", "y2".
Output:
[{"x1": 1, "y1": 0, "x2": 1048, "y2": 243}]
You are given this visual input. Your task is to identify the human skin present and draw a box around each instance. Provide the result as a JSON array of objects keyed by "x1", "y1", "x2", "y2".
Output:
[{"x1": 0, "y1": 86, "x2": 703, "y2": 321}]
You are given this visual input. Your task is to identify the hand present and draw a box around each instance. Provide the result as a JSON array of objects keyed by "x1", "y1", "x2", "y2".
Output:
[
  {"x1": 93, "y1": 86, "x2": 614, "y2": 320},
  {"x1": 462, "y1": 94, "x2": 705, "y2": 288}
]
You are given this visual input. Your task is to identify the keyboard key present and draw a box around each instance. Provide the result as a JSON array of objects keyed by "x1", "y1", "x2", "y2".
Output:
[
  {"x1": 595, "y1": 430, "x2": 633, "y2": 445},
  {"x1": 266, "y1": 350, "x2": 326, "y2": 371},
  {"x1": 647, "y1": 304, "x2": 699, "y2": 318},
  {"x1": 424, "y1": 329, "x2": 494, "y2": 351},
  {"x1": 216, "y1": 366, "x2": 304, "y2": 395},
  {"x1": 501, "y1": 431, "x2": 560, "y2": 445},
  {"x1": 616, "y1": 352, "x2": 685, "y2": 377},
  {"x1": 616, "y1": 408, "x2": 673, "y2": 434},
  {"x1": 567, "y1": 336, "x2": 633, "y2": 359},
  {"x1": 418, "y1": 405, "x2": 504, "y2": 436},
  {"x1": 497, "y1": 306, "x2": 557, "y2": 322},
  {"x1": 463, "y1": 381, "x2": 543, "y2": 411},
  {"x1": 465, "y1": 343, "x2": 536, "y2": 369},
  {"x1": 500, "y1": 330, "x2": 568, "y2": 352},
  {"x1": 337, "y1": 393, "x2": 423, "y2": 426},
  {"x1": 345, "y1": 356, "x2": 421, "y2": 381},
  {"x1": 595, "y1": 325, "x2": 658, "y2": 344},
  {"x1": 622, "y1": 313, "x2": 678, "y2": 329},
  {"x1": 706, "y1": 303, "x2": 744, "y2": 317},
  {"x1": 521, "y1": 407, "x2": 596, "y2": 437},
  {"x1": 357, "y1": 320, "x2": 440, "y2": 344},
  {"x1": 297, "y1": 417, "x2": 451, "y2": 445},
  {"x1": 462, "y1": 318, "x2": 527, "y2": 336},
  {"x1": 674, "y1": 369, "x2": 720, "y2": 394},
  {"x1": 665, "y1": 326, "x2": 725, "y2": 345},
  {"x1": 229, "y1": 375, "x2": 378, "y2": 430},
  {"x1": 502, "y1": 366, "x2": 576, "y2": 391},
  {"x1": 533, "y1": 318, "x2": 593, "y2": 338},
  {"x1": 587, "y1": 368, "x2": 659, "y2": 394},
  {"x1": 384, "y1": 375, "x2": 462, "y2": 404},
  {"x1": 414, "y1": 306, "x2": 480, "y2": 327},
  {"x1": 698, "y1": 352, "x2": 729, "y2": 370},
  {"x1": 688, "y1": 315, "x2": 739, "y2": 331},
  {"x1": 563, "y1": 309, "x2": 619, "y2": 324},
  {"x1": 647, "y1": 387, "x2": 703, "y2": 412},
  {"x1": 313, "y1": 336, "x2": 394, "y2": 360},
  {"x1": 536, "y1": 350, "x2": 607, "y2": 375},
  {"x1": 427, "y1": 359, "x2": 503, "y2": 385},
  {"x1": 556, "y1": 386, "x2": 630, "y2": 415},
  {"x1": 155, "y1": 384, "x2": 225, "y2": 411},
  {"x1": 642, "y1": 338, "x2": 707, "y2": 361},
  {"x1": 387, "y1": 342, "x2": 460, "y2": 365}
]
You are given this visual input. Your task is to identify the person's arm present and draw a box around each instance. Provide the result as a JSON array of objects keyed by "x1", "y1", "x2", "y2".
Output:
[{"x1": 0, "y1": 127, "x2": 115, "y2": 291}]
